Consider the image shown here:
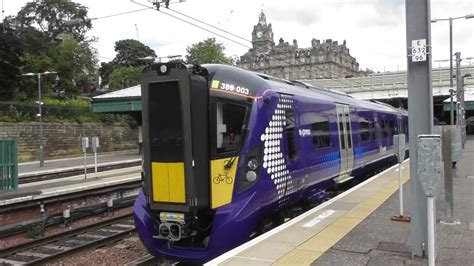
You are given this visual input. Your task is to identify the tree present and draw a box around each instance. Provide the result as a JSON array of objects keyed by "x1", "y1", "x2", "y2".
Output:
[
  {"x1": 0, "y1": 23, "x2": 23, "y2": 100},
  {"x1": 16, "y1": 0, "x2": 92, "y2": 41},
  {"x1": 99, "y1": 39, "x2": 156, "y2": 89},
  {"x1": 185, "y1": 38, "x2": 232, "y2": 65},
  {"x1": 113, "y1": 39, "x2": 157, "y2": 67},
  {"x1": 49, "y1": 38, "x2": 97, "y2": 95},
  {"x1": 108, "y1": 66, "x2": 145, "y2": 91}
]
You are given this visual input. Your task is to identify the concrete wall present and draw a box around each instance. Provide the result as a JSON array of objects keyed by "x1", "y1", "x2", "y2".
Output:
[{"x1": 0, "y1": 122, "x2": 138, "y2": 162}]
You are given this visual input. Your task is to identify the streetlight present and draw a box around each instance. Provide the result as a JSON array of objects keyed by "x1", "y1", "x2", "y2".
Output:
[
  {"x1": 431, "y1": 14, "x2": 474, "y2": 89},
  {"x1": 22, "y1": 71, "x2": 58, "y2": 167}
]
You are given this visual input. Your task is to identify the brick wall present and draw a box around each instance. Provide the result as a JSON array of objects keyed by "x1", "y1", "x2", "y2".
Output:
[{"x1": 0, "y1": 123, "x2": 138, "y2": 162}]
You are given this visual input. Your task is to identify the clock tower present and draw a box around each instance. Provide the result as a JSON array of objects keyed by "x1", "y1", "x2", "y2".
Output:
[{"x1": 251, "y1": 11, "x2": 275, "y2": 53}]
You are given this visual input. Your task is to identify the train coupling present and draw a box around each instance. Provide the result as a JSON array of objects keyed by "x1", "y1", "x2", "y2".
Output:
[{"x1": 153, "y1": 212, "x2": 186, "y2": 241}]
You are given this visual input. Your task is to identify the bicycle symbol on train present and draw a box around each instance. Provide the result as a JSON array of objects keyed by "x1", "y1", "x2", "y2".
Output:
[{"x1": 213, "y1": 173, "x2": 233, "y2": 184}]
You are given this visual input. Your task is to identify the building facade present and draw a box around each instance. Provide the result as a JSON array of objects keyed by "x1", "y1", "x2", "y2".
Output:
[{"x1": 238, "y1": 11, "x2": 364, "y2": 80}]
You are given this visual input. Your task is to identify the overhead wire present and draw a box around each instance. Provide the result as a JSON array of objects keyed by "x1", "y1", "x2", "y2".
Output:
[
  {"x1": 166, "y1": 7, "x2": 251, "y2": 44},
  {"x1": 131, "y1": 1, "x2": 251, "y2": 48},
  {"x1": 91, "y1": 8, "x2": 150, "y2": 20}
]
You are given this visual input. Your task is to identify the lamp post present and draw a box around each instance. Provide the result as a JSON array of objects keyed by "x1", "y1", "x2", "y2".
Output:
[
  {"x1": 431, "y1": 14, "x2": 474, "y2": 89},
  {"x1": 22, "y1": 71, "x2": 58, "y2": 167}
]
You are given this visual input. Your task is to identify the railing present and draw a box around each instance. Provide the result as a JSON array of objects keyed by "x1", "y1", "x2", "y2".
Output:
[
  {"x1": 303, "y1": 65, "x2": 474, "y2": 95},
  {"x1": 0, "y1": 101, "x2": 90, "y2": 122},
  {"x1": 0, "y1": 139, "x2": 18, "y2": 190}
]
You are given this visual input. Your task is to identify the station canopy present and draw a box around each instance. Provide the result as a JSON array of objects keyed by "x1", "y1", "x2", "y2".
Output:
[
  {"x1": 92, "y1": 85, "x2": 141, "y2": 113},
  {"x1": 443, "y1": 87, "x2": 474, "y2": 111}
]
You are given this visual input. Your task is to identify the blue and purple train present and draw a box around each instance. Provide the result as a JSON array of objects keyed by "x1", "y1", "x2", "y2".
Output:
[{"x1": 133, "y1": 63, "x2": 408, "y2": 263}]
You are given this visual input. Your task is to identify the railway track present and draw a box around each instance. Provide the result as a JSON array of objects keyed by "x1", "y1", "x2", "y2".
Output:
[{"x1": 0, "y1": 214, "x2": 135, "y2": 265}]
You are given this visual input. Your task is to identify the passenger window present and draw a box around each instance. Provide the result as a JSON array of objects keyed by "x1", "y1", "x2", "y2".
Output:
[
  {"x1": 339, "y1": 113, "x2": 345, "y2": 149},
  {"x1": 310, "y1": 115, "x2": 331, "y2": 149},
  {"x1": 370, "y1": 119, "x2": 377, "y2": 140},
  {"x1": 359, "y1": 117, "x2": 370, "y2": 142},
  {"x1": 382, "y1": 120, "x2": 389, "y2": 139},
  {"x1": 345, "y1": 113, "x2": 352, "y2": 148},
  {"x1": 215, "y1": 102, "x2": 246, "y2": 154},
  {"x1": 389, "y1": 120, "x2": 396, "y2": 136},
  {"x1": 285, "y1": 109, "x2": 297, "y2": 160}
]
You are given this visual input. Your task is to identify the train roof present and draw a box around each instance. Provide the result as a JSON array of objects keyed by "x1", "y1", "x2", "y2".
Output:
[{"x1": 203, "y1": 64, "x2": 406, "y2": 115}]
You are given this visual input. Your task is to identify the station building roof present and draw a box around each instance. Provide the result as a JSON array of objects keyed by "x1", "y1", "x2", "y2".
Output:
[
  {"x1": 91, "y1": 85, "x2": 141, "y2": 113},
  {"x1": 443, "y1": 87, "x2": 474, "y2": 111}
]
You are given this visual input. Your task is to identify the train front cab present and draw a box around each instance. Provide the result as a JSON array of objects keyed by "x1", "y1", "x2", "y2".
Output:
[
  {"x1": 136, "y1": 63, "x2": 258, "y2": 261},
  {"x1": 139, "y1": 63, "x2": 213, "y2": 252}
]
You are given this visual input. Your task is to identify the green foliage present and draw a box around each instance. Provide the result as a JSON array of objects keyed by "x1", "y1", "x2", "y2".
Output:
[
  {"x1": 108, "y1": 66, "x2": 144, "y2": 91},
  {"x1": 16, "y1": 0, "x2": 92, "y2": 41},
  {"x1": 99, "y1": 39, "x2": 156, "y2": 89},
  {"x1": 49, "y1": 38, "x2": 97, "y2": 95},
  {"x1": 185, "y1": 38, "x2": 232, "y2": 65},
  {"x1": 0, "y1": 98, "x2": 98, "y2": 123},
  {"x1": 27, "y1": 224, "x2": 44, "y2": 239},
  {"x1": 0, "y1": 23, "x2": 23, "y2": 100},
  {"x1": 113, "y1": 39, "x2": 156, "y2": 67}
]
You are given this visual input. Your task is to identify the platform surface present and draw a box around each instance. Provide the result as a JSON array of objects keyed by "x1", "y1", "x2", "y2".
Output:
[
  {"x1": 18, "y1": 150, "x2": 141, "y2": 176},
  {"x1": 0, "y1": 165, "x2": 141, "y2": 206},
  {"x1": 208, "y1": 136, "x2": 474, "y2": 265}
]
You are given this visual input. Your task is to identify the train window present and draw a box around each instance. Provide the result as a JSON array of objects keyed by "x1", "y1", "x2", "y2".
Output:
[
  {"x1": 382, "y1": 120, "x2": 389, "y2": 139},
  {"x1": 359, "y1": 117, "x2": 370, "y2": 142},
  {"x1": 338, "y1": 113, "x2": 345, "y2": 149},
  {"x1": 285, "y1": 109, "x2": 297, "y2": 159},
  {"x1": 215, "y1": 102, "x2": 246, "y2": 154},
  {"x1": 345, "y1": 113, "x2": 352, "y2": 148},
  {"x1": 149, "y1": 81, "x2": 183, "y2": 162},
  {"x1": 370, "y1": 119, "x2": 377, "y2": 140},
  {"x1": 310, "y1": 115, "x2": 331, "y2": 149},
  {"x1": 389, "y1": 120, "x2": 396, "y2": 136}
]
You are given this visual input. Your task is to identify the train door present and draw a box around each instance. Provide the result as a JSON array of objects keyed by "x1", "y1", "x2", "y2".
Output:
[{"x1": 335, "y1": 104, "x2": 354, "y2": 183}]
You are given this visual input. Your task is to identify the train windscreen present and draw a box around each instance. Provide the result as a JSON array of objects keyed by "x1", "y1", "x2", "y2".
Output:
[{"x1": 149, "y1": 81, "x2": 184, "y2": 162}]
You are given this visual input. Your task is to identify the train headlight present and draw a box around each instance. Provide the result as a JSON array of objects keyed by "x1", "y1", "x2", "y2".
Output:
[
  {"x1": 160, "y1": 65, "x2": 167, "y2": 73},
  {"x1": 247, "y1": 159, "x2": 259, "y2": 170},
  {"x1": 246, "y1": 171, "x2": 257, "y2": 182}
]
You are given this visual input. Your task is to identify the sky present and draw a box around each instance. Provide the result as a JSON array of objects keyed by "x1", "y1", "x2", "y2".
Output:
[{"x1": 2, "y1": 0, "x2": 473, "y2": 72}]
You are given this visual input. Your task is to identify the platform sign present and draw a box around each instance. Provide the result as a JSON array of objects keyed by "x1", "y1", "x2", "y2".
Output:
[
  {"x1": 417, "y1": 135, "x2": 443, "y2": 197},
  {"x1": 91, "y1": 137, "x2": 99, "y2": 152},
  {"x1": 81, "y1": 137, "x2": 89, "y2": 153},
  {"x1": 411, "y1": 39, "x2": 427, "y2": 62}
]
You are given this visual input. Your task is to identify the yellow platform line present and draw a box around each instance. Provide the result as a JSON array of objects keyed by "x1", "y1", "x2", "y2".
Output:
[{"x1": 273, "y1": 164, "x2": 410, "y2": 266}]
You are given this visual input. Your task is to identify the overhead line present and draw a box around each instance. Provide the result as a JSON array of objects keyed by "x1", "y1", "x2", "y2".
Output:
[
  {"x1": 166, "y1": 7, "x2": 251, "y2": 43},
  {"x1": 92, "y1": 8, "x2": 150, "y2": 20},
  {"x1": 131, "y1": 1, "x2": 251, "y2": 48}
]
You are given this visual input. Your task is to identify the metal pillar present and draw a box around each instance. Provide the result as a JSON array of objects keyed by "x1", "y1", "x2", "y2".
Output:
[
  {"x1": 442, "y1": 126, "x2": 453, "y2": 222},
  {"x1": 405, "y1": 0, "x2": 433, "y2": 257},
  {"x1": 455, "y1": 52, "x2": 465, "y2": 148},
  {"x1": 449, "y1": 89, "x2": 455, "y2": 125},
  {"x1": 37, "y1": 73, "x2": 44, "y2": 168},
  {"x1": 449, "y1": 18, "x2": 453, "y2": 88}
]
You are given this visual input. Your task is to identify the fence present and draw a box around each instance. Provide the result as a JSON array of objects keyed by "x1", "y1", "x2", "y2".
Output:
[
  {"x1": 0, "y1": 101, "x2": 90, "y2": 121},
  {"x1": 0, "y1": 139, "x2": 18, "y2": 190}
]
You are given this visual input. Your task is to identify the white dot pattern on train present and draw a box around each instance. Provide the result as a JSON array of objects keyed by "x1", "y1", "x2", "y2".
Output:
[{"x1": 260, "y1": 94, "x2": 294, "y2": 205}]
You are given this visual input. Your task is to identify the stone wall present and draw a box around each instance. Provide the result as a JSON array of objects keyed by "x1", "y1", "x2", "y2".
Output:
[{"x1": 0, "y1": 122, "x2": 138, "y2": 162}]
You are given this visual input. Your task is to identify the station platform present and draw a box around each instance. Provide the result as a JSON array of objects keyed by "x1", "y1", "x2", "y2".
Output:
[
  {"x1": 18, "y1": 150, "x2": 141, "y2": 178},
  {"x1": 1, "y1": 165, "x2": 141, "y2": 207},
  {"x1": 208, "y1": 136, "x2": 474, "y2": 265}
]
